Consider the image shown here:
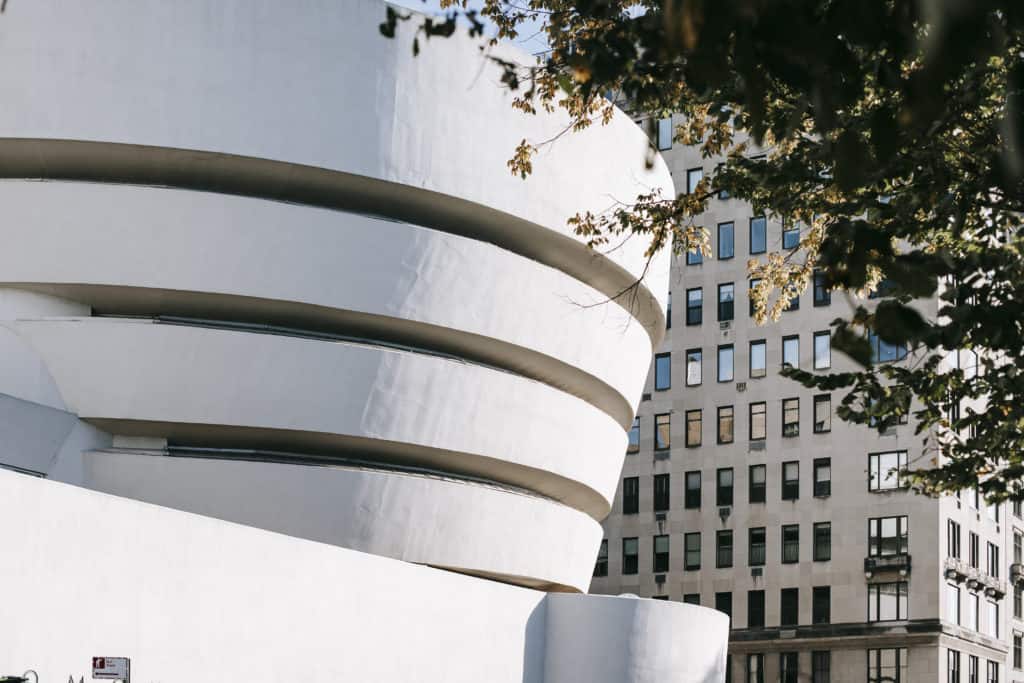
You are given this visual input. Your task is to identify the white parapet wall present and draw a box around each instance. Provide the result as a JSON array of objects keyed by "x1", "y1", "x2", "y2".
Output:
[{"x1": 0, "y1": 470, "x2": 728, "y2": 682}]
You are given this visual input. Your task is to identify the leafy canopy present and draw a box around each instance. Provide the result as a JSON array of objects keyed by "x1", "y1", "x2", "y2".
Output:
[{"x1": 383, "y1": 0, "x2": 1024, "y2": 501}]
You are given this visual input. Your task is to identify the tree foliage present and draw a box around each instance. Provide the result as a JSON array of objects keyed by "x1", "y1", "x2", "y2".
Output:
[{"x1": 383, "y1": 1, "x2": 1024, "y2": 501}]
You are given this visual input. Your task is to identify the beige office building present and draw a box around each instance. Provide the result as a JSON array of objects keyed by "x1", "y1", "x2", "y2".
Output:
[{"x1": 590, "y1": 122, "x2": 1024, "y2": 683}]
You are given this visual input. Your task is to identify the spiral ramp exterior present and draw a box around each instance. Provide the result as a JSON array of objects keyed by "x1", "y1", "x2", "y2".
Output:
[{"x1": 0, "y1": 1, "x2": 727, "y2": 681}]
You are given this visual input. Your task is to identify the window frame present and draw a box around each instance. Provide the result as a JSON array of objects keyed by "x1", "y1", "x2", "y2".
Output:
[
  {"x1": 781, "y1": 524, "x2": 800, "y2": 564},
  {"x1": 749, "y1": 216, "x2": 767, "y2": 255},
  {"x1": 718, "y1": 282, "x2": 735, "y2": 321},
  {"x1": 813, "y1": 331, "x2": 831, "y2": 370},
  {"x1": 716, "y1": 529, "x2": 734, "y2": 568},
  {"x1": 654, "y1": 413, "x2": 671, "y2": 451},
  {"x1": 653, "y1": 473, "x2": 670, "y2": 512},
  {"x1": 868, "y1": 450, "x2": 908, "y2": 492},
  {"x1": 780, "y1": 589, "x2": 799, "y2": 627},
  {"x1": 749, "y1": 401, "x2": 767, "y2": 441},
  {"x1": 749, "y1": 339, "x2": 767, "y2": 379},
  {"x1": 749, "y1": 527, "x2": 766, "y2": 567},
  {"x1": 813, "y1": 521, "x2": 832, "y2": 561},
  {"x1": 626, "y1": 416, "x2": 640, "y2": 454},
  {"x1": 685, "y1": 348, "x2": 702, "y2": 386},
  {"x1": 782, "y1": 335, "x2": 800, "y2": 369},
  {"x1": 684, "y1": 470, "x2": 702, "y2": 509},
  {"x1": 684, "y1": 532, "x2": 701, "y2": 570},
  {"x1": 782, "y1": 398, "x2": 800, "y2": 437},
  {"x1": 813, "y1": 394, "x2": 832, "y2": 433},
  {"x1": 654, "y1": 352, "x2": 671, "y2": 391},
  {"x1": 868, "y1": 515, "x2": 909, "y2": 558},
  {"x1": 718, "y1": 344, "x2": 735, "y2": 383},
  {"x1": 717, "y1": 467, "x2": 734, "y2": 507},
  {"x1": 749, "y1": 464, "x2": 767, "y2": 504},
  {"x1": 717, "y1": 405, "x2": 735, "y2": 444},
  {"x1": 812, "y1": 586, "x2": 831, "y2": 625},
  {"x1": 717, "y1": 221, "x2": 735, "y2": 260},
  {"x1": 813, "y1": 458, "x2": 831, "y2": 497},
  {"x1": 653, "y1": 533, "x2": 670, "y2": 572},
  {"x1": 685, "y1": 409, "x2": 702, "y2": 447},
  {"x1": 782, "y1": 461, "x2": 800, "y2": 500},
  {"x1": 686, "y1": 287, "x2": 703, "y2": 326},
  {"x1": 593, "y1": 539, "x2": 608, "y2": 577},
  {"x1": 622, "y1": 476, "x2": 639, "y2": 515},
  {"x1": 622, "y1": 537, "x2": 639, "y2": 575},
  {"x1": 867, "y1": 581, "x2": 909, "y2": 622}
]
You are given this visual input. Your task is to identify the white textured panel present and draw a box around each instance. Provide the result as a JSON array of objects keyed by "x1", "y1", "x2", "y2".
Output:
[
  {"x1": 0, "y1": 182, "x2": 652, "y2": 418},
  {"x1": 10, "y1": 318, "x2": 625, "y2": 517},
  {"x1": 0, "y1": 0, "x2": 671, "y2": 308},
  {"x1": 80, "y1": 451, "x2": 601, "y2": 592}
]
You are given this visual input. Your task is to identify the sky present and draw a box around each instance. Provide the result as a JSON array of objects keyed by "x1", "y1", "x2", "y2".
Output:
[{"x1": 388, "y1": 0, "x2": 551, "y2": 55}]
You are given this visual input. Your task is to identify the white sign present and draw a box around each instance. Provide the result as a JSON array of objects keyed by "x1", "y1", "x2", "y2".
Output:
[{"x1": 92, "y1": 657, "x2": 129, "y2": 681}]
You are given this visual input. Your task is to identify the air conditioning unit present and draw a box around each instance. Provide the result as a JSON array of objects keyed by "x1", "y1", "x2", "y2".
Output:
[
  {"x1": 737, "y1": 382, "x2": 747, "y2": 392},
  {"x1": 642, "y1": 393, "x2": 652, "y2": 402},
  {"x1": 718, "y1": 506, "x2": 731, "y2": 520},
  {"x1": 751, "y1": 567, "x2": 763, "y2": 578},
  {"x1": 655, "y1": 512, "x2": 667, "y2": 522},
  {"x1": 655, "y1": 573, "x2": 666, "y2": 584},
  {"x1": 749, "y1": 442, "x2": 766, "y2": 451},
  {"x1": 720, "y1": 322, "x2": 731, "y2": 331}
]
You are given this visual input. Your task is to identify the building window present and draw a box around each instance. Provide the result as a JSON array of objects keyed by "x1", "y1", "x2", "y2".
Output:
[
  {"x1": 1014, "y1": 529, "x2": 1022, "y2": 564},
  {"x1": 749, "y1": 340, "x2": 766, "y2": 378},
  {"x1": 750, "y1": 216, "x2": 767, "y2": 255},
  {"x1": 654, "y1": 353, "x2": 671, "y2": 390},
  {"x1": 685, "y1": 471, "x2": 701, "y2": 509},
  {"x1": 593, "y1": 539, "x2": 608, "y2": 577},
  {"x1": 623, "y1": 477, "x2": 639, "y2": 514},
  {"x1": 814, "y1": 331, "x2": 831, "y2": 369},
  {"x1": 748, "y1": 278, "x2": 762, "y2": 317},
  {"x1": 1014, "y1": 584, "x2": 1022, "y2": 620},
  {"x1": 987, "y1": 600, "x2": 1000, "y2": 638},
  {"x1": 653, "y1": 473, "x2": 670, "y2": 512},
  {"x1": 654, "y1": 413, "x2": 671, "y2": 451},
  {"x1": 1015, "y1": 500, "x2": 1022, "y2": 519},
  {"x1": 786, "y1": 289, "x2": 800, "y2": 311},
  {"x1": 747, "y1": 654, "x2": 764, "y2": 683},
  {"x1": 782, "y1": 335, "x2": 799, "y2": 369},
  {"x1": 716, "y1": 163, "x2": 730, "y2": 201},
  {"x1": 868, "y1": 516, "x2": 909, "y2": 557},
  {"x1": 987, "y1": 542, "x2": 1000, "y2": 579},
  {"x1": 782, "y1": 398, "x2": 800, "y2": 437},
  {"x1": 627, "y1": 417, "x2": 640, "y2": 454},
  {"x1": 814, "y1": 522, "x2": 832, "y2": 561},
  {"x1": 686, "y1": 234, "x2": 703, "y2": 265},
  {"x1": 867, "y1": 648, "x2": 908, "y2": 683},
  {"x1": 1014, "y1": 633, "x2": 1021, "y2": 670},
  {"x1": 948, "y1": 650, "x2": 961, "y2": 683},
  {"x1": 814, "y1": 394, "x2": 832, "y2": 433},
  {"x1": 947, "y1": 583, "x2": 960, "y2": 625},
  {"x1": 780, "y1": 652, "x2": 798, "y2": 683},
  {"x1": 684, "y1": 532, "x2": 701, "y2": 570},
  {"x1": 868, "y1": 582, "x2": 908, "y2": 621},
  {"x1": 685, "y1": 410, "x2": 702, "y2": 447},
  {"x1": 656, "y1": 117, "x2": 673, "y2": 151},
  {"x1": 750, "y1": 402, "x2": 767, "y2": 440},
  {"x1": 969, "y1": 592, "x2": 980, "y2": 631},
  {"x1": 683, "y1": 593, "x2": 700, "y2": 605},
  {"x1": 717, "y1": 530, "x2": 734, "y2": 568},
  {"x1": 622, "y1": 537, "x2": 638, "y2": 575},
  {"x1": 782, "y1": 219, "x2": 800, "y2": 250},
  {"x1": 813, "y1": 270, "x2": 831, "y2": 306},
  {"x1": 813, "y1": 586, "x2": 831, "y2": 624},
  {"x1": 718, "y1": 283, "x2": 735, "y2": 321},
  {"x1": 666, "y1": 291, "x2": 671, "y2": 329},
  {"x1": 969, "y1": 655, "x2": 979, "y2": 683},
  {"x1": 686, "y1": 168, "x2": 703, "y2": 195},
  {"x1": 686, "y1": 348, "x2": 702, "y2": 385},
  {"x1": 686, "y1": 287, "x2": 703, "y2": 325},
  {"x1": 780, "y1": 589, "x2": 799, "y2": 627},
  {"x1": 782, "y1": 461, "x2": 799, "y2": 500},
  {"x1": 987, "y1": 660, "x2": 999, "y2": 683},
  {"x1": 718, "y1": 222, "x2": 735, "y2": 260},
  {"x1": 718, "y1": 344, "x2": 734, "y2": 382},
  {"x1": 969, "y1": 531, "x2": 980, "y2": 568},
  {"x1": 653, "y1": 534, "x2": 670, "y2": 572},
  {"x1": 869, "y1": 332, "x2": 909, "y2": 363},
  {"x1": 813, "y1": 459, "x2": 831, "y2": 497},
  {"x1": 748, "y1": 590, "x2": 765, "y2": 628},
  {"x1": 749, "y1": 527, "x2": 766, "y2": 566},
  {"x1": 812, "y1": 651, "x2": 831, "y2": 683},
  {"x1": 782, "y1": 524, "x2": 800, "y2": 563},
  {"x1": 717, "y1": 468, "x2": 734, "y2": 507},
  {"x1": 749, "y1": 465, "x2": 766, "y2": 504},
  {"x1": 869, "y1": 451, "x2": 908, "y2": 491},
  {"x1": 715, "y1": 591, "x2": 733, "y2": 621},
  {"x1": 717, "y1": 406, "x2": 735, "y2": 444}
]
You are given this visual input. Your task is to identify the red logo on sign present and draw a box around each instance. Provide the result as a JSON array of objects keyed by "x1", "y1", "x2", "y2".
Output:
[{"x1": 93, "y1": 658, "x2": 105, "y2": 668}]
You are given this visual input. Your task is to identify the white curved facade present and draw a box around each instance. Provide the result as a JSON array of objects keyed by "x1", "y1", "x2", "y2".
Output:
[{"x1": 0, "y1": 1, "x2": 726, "y2": 680}]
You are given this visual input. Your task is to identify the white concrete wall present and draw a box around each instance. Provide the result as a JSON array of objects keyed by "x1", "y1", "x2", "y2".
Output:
[{"x1": 0, "y1": 469, "x2": 727, "y2": 683}]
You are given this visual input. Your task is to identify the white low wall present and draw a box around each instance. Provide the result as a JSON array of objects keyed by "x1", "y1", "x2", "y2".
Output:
[{"x1": 0, "y1": 470, "x2": 727, "y2": 683}]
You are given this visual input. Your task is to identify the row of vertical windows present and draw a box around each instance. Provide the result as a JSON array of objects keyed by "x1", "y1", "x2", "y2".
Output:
[
  {"x1": 744, "y1": 651, "x2": 830, "y2": 683},
  {"x1": 620, "y1": 461, "x2": 832, "y2": 514},
  {"x1": 675, "y1": 210, "x2": 819, "y2": 264},
  {"x1": 948, "y1": 650, "x2": 998, "y2": 683},
  {"x1": 946, "y1": 582, "x2": 1001, "y2": 636}
]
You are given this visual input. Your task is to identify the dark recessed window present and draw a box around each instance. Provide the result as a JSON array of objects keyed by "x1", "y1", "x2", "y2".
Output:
[
  {"x1": 666, "y1": 291, "x2": 672, "y2": 329},
  {"x1": 782, "y1": 524, "x2": 800, "y2": 563},
  {"x1": 716, "y1": 530, "x2": 734, "y2": 568},
  {"x1": 868, "y1": 516, "x2": 909, "y2": 557},
  {"x1": 782, "y1": 220, "x2": 800, "y2": 250},
  {"x1": 813, "y1": 521, "x2": 831, "y2": 561},
  {"x1": 654, "y1": 413, "x2": 671, "y2": 451},
  {"x1": 813, "y1": 458, "x2": 831, "y2": 497},
  {"x1": 780, "y1": 588, "x2": 799, "y2": 626},
  {"x1": 683, "y1": 593, "x2": 700, "y2": 605},
  {"x1": 718, "y1": 283, "x2": 735, "y2": 321},
  {"x1": 749, "y1": 216, "x2": 767, "y2": 255},
  {"x1": 686, "y1": 409, "x2": 702, "y2": 447},
  {"x1": 867, "y1": 648, "x2": 908, "y2": 683},
  {"x1": 867, "y1": 582, "x2": 908, "y2": 622},
  {"x1": 747, "y1": 654, "x2": 765, "y2": 683},
  {"x1": 749, "y1": 278, "x2": 762, "y2": 317},
  {"x1": 715, "y1": 591, "x2": 733, "y2": 621},
  {"x1": 623, "y1": 476, "x2": 639, "y2": 514},
  {"x1": 812, "y1": 651, "x2": 830, "y2": 683},
  {"x1": 812, "y1": 586, "x2": 831, "y2": 624},
  {"x1": 749, "y1": 402, "x2": 767, "y2": 441},
  {"x1": 749, "y1": 464, "x2": 766, "y2": 504},
  {"x1": 717, "y1": 468, "x2": 734, "y2": 506},
  {"x1": 653, "y1": 473, "x2": 670, "y2": 512},
  {"x1": 684, "y1": 471, "x2": 701, "y2": 509},
  {"x1": 869, "y1": 332, "x2": 908, "y2": 363},
  {"x1": 686, "y1": 288, "x2": 703, "y2": 326},
  {"x1": 717, "y1": 406, "x2": 735, "y2": 444},
  {"x1": 684, "y1": 532, "x2": 701, "y2": 570},
  {"x1": 780, "y1": 652, "x2": 798, "y2": 683},
  {"x1": 622, "y1": 537, "x2": 639, "y2": 575},
  {"x1": 718, "y1": 222, "x2": 735, "y2": 260},
  {"x1": 748, "y1": 590, "x2": 765, "y2": 628},
  {"x1": 716, "y1": 162, "x2": 730, "y2": 200},
  {"x1": 813, "y1": 270, "x2": 831, "y2": 306},
  {"x1": 654, "y1": 353, "x2": 671, "y2": 390},
  {"x1": 782, "y1": 462, "x2": 800, "y2": 501},
  {"x1": 749, "y1": 527, "x2": 766, "y2": 566},
  {"x1": 653, "y1": 534, "x2": 670, "y2": 572},
  {"x1": 593, "y1": 539, "x2": 608, "y2": 577}
]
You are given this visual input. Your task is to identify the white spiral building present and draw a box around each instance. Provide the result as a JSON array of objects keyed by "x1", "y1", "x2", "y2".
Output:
[{"x1": 0, "y1": 1, "x2": 727, "y2": 680}]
